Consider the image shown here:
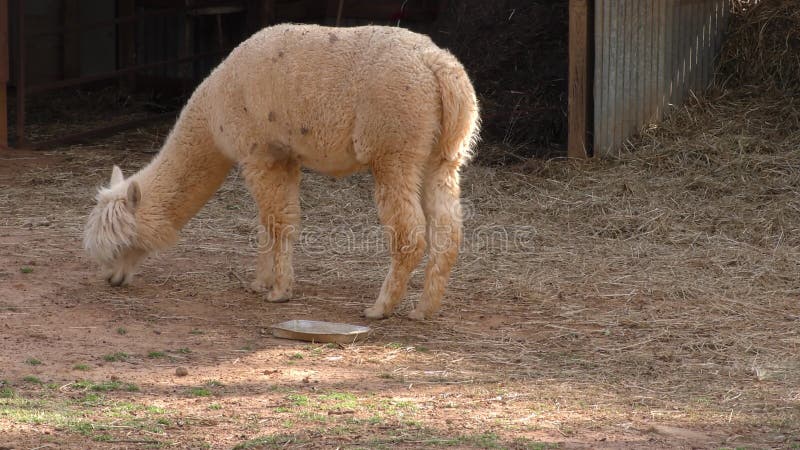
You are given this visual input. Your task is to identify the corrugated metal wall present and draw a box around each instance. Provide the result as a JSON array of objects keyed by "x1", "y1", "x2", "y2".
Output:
[{"x1": 593, "y1": 0, "x2": 729, "y2": 156}]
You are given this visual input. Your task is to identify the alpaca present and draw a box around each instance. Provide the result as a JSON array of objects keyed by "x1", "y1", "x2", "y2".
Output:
[{"x1": 84, "y1": 24, "x2": 480, "y2": 320}]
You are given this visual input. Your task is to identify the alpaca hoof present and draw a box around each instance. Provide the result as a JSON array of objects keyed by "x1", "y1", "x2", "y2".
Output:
[
  {"x1": 364, "y1": 305, "x2": 387, "y2": 319},
  {"x1": 266, "y1": 289, "x2": 291, "y2": 303},
  {"x1": 106, "y1": 272, "x2": 131, "y2": 287},
  {"x1": 247, "y1": 279, "x2": 272, "y2": 293},
  {"x1": 408, "y1": 309, "x2": 428, "y2": 320}
]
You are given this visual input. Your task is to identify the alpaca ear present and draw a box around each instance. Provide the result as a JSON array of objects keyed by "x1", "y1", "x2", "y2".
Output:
[
  {"x1": 126, "y1": 181, "x2": 141, "y2": 210},
  {"x1": 110, "y1": 165, "x2": 124, "y2": 185}
]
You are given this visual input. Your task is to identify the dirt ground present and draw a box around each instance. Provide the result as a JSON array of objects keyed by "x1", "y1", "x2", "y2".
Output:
[{"x1": 1, "y1": 90, "x2": 799, "y2": 449}]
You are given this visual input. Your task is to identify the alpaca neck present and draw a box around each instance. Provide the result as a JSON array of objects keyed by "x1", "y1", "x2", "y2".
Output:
[{"x1": 133, "y1": 106, "x2": 233, "y2": 249}]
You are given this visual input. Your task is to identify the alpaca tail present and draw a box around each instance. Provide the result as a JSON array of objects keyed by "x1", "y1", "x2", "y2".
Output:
[{"x1": 423, "y1": 49, "x2": 481, "y2": 163}]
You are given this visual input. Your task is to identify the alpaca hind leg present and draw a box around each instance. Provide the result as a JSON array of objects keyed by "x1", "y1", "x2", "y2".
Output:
[
  {"x1": 410, "y1": 160, "x2": 463, "y2": 320},
  {"x1": 241, "y1": 159, "x2": 301, "y2": 302},
  {"x1": 364, "y1": 160, "x2": 427, "y2": 319}
]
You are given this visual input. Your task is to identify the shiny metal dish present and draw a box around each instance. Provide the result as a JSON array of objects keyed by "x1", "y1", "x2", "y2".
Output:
[{"x1": 271, "y1": 320, "x2": 371, "y2": 344}]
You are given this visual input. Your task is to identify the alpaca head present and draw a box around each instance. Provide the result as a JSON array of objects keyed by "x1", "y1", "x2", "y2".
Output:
[{"x1": 84, "y1": 166, "x2": 146, "y2": 286}]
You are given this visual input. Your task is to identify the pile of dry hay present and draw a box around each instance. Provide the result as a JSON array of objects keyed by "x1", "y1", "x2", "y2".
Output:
[
  {"x1": 623, "y1": 0, "x2": 800, "y2": 167},
  {"x1": 717, "y1": 0, "x2": 800, "y2": 92},
  {"x1": 613, "y1": 0, "x2": 800, "y2": 244}
]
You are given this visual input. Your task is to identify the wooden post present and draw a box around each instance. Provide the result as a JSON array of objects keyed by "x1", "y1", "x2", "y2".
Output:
[
  {"x1": 117, "y1": 0, "x2": 136, "y2": 91},
  {"x1": 568, "y1": 0, "x2": 592, "y2": 159},
  {"x1": 15, "y1": 0, "x2": 24, "y2": 148},
  {"x1": 335, "y1": 0, "x2": 344, "y2": 26},
  {"x1": 0, "y1": 0, "x2": 8, "y2": 149},
  {"x1": 62, "y1": 0, "x2": 81, "y2": 79},
  {"x1": 246, "y1": 0, "x2": 275, "y2": 32}
]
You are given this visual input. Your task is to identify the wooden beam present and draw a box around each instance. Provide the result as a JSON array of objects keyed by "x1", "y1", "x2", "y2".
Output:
[
  {"x1": 0, "y1": 0, "x2": 8, "y2": 149},
  {"x1": 568, "y1": 0, "x2": 592, "y2": 159},
  {"x1": 246, "y1": 0, "x2": 275, "y2": 33},
  {"x1": 15, "y1": 0, "x2": 25, "y2": 148},
  {"x1": 116, "y1": 0, "x2": 136, "y2": 91},
  {"x1": 62, "y1": 0, "x2": 81, "y2": 79},
  {"x1": 335, "y1": 0, "x2": 343, "y2": 26}
]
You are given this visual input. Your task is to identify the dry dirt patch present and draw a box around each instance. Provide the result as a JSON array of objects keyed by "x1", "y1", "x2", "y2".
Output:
[{"x1": 1, "y1": 96, "x2": 799, "y2": 449}]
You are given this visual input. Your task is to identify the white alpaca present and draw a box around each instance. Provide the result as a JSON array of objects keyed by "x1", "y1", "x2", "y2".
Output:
[{"x1": 84, "y1": 24, "x2": 480, "y2": 320}]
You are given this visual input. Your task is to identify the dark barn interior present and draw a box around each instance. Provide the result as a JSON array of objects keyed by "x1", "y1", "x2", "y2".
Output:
[{"x1": 2, "y1": 0, "x2": 568, "y2": 159}]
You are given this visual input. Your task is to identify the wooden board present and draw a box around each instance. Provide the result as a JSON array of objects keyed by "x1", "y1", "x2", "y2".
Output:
[
  {"x1": 0, "y1": 0, "x2": 7, "y2": 148},
  {"x1": 568, "y1": 0, "x2": 591, "y2": 159}
]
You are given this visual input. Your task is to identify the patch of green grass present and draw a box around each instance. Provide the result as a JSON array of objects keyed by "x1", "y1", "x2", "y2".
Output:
[
  {"x1": 373, "y1": 398, "x2": 418, "y2": 416},
  {"x1": 73, "y1": 364, "x2": 90, "y2": 371},
  {"x1": 320, "y1": 392, "x2": 358, "y2": 410},
  {"x1": 234, "y1": 434, "x2": 302, "y2": 449},
  {"x1": 147, "y1": 405, "x2": 166, "y2": 414},
  {"x1": 3, "y1": 393, "x2": 175, "y2": 442},
  {"x1": 508, "y1": 438, "x2": 558, "y2": 450},
  {"x1": 299, "y1": 411, "x2": 328, "y2": 422},
  {"x1": 175, "y1": 348, "x2": 191, "y2": 354},
  {"x1": 362, "y1": 429, "x2": 551, "y2": 449},
  {"x1": 22, "y1": 376, "x2": 43, "y2": 385},
  {"x1": 208, "y1": 403, "x2": 222, "y2": 410},
  {"x1": 73, "y1": 380, "x2": 139, "y2": 392},
  {"x1": 0, "y1": 386, "x2": 15, "y2": 399},
  {"x1": 189, "y1": 329, "x2": 204, "y2": 335},
  {"x1": 71, "y1": 421, "x2": 95, "y2": 435},
  {"x1": 288, "y1": 353, "x2": 303, "y2": 360},
  {"x1": 93, "y1": 433, "x2": 113, "y2": 442},
  {"x1": 103, "y1": 352, "x2": 129, "y2": 362},
  {"x1": 463, "y1": 433, "x2": 500, "y2": 448},
  {"x1": 148, "y1": 351, "x2": 167, "y2": 359},
  {"x1": 189, "y1": 388, "x2": 211, "y2": 397},
  {"x1": 108, "y1": 402, "x2": 142, "y2": 415},
  {"x1": 205, "y1": 380, "x2": 224, "y2": 388},
  {"x1": 287, "y1": 393, "x2": 309, "y2": 406},
  {"x1": 72, "y1": 380, "x2": 96, "y2": 390},
  {"x1": 326, "y1": 424, "x2": 357, "y2": 436},
  {"x1": 20, "y1": 266, "x2": 34, "y2": 274},
  {"x1": 386, "y1": 342, "x2": 405, "y2": 349},
  {"x1": 116, "y1": 327, "x2": 127, "y2": 335},
  {"x1": 274, "y1": 406, "x2": 289, "y2": 413},
  {"x1": 25, "y1": 358, "x2": 42, "y2": 366},
  {"x1": 0, "y1": 397, "x2": 98, "y2": 435},
  {"x1": 78, "y1": 393, "x2": 105, "y2": 407}
]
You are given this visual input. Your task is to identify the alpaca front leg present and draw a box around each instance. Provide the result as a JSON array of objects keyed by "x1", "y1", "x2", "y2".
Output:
[
  {"x1": 247, "y1": 226, "x2": 275, "y2": 293},
  {"x1": 268, "y1": 225, "x2": 296, "y2": 302},
  {"x1": 241, "y1": 159, "x2": 301, "y2": 303}
]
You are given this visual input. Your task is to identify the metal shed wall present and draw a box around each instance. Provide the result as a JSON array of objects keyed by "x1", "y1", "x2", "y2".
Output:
[{"x1": 593, "y1": 0, "x2": 729, "y2": 156}]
